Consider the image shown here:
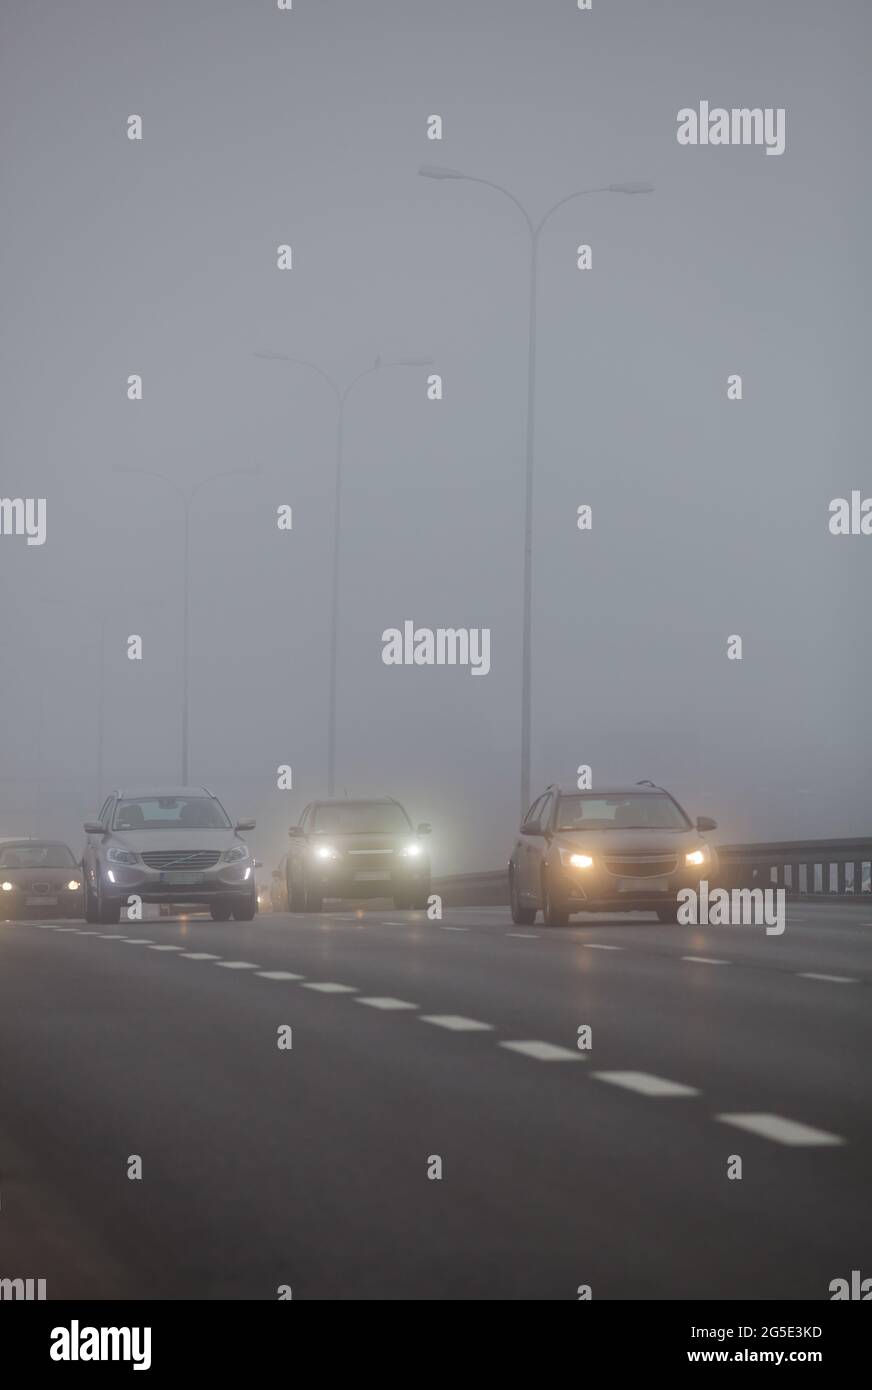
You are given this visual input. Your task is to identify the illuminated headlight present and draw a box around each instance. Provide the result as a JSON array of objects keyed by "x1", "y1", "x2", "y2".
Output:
[
  {"x1": 67, "y1": 880, "x2": 81, "y2": 891},
  {"x1": 1, "y1": 881, "x2": 14, "y2": 892},
  {"x1": 399, "y1": 843, "x2": 423, "y2": 858},
  {"x1": 314, "y1": 845, "x2": 339, "y2": 860},
  {"x1": 559, "y1": 848, "x2": 594, "y2": 869},
  {"x1": 223, "y1": 845, "x2": 248, "y2": 863},
  {"x1": 685, "y1": 849, "x2": 706, "y2": 866},
  {"x1": 106, "y1": 847, "x2": 138, "y2": 865}
]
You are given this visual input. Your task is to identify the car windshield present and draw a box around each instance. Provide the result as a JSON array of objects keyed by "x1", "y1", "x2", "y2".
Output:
[
  {"x1": 112, "y1": 797, "x2": 231, "y2": 831},
  {"x1": 312, "y1": 803, "x2": 411, "y2": 835},
  {"x1": 556, "y1": 794, "x2": 689, "y2": 831},
  {"x1": 0, "y1": 843, "x2": 77, "y2": 869}
]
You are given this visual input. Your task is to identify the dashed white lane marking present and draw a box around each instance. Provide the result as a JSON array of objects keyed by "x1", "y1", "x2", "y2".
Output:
[
  {"x1": 441, "y1": 926, "x2": 468, "y2": 932},
  {"x1": 121, "y1": 939, "x2": 155, "y2": 945},
  {"x1": 76, "y1": 930, "x2": 102, "y2": 936},
  {"x1": 583, "y1": 943, "x2": 623, "y2": 951},
  {"x1": 420, "y1": 1014, "x2": 494, "y2": 1032},
  {"x1": 52, "y1": 927, "x2": 82, "y2": 933},
  {"x1": 593, "y1": 1071, "x2": 700, "y2": 1098},
  {"x1": 302, "y1": 982, "x2": 358, "y2": 994},
  {"x1": 179, "y1": 952, "x2": 222, "y2": 960},
  {"x1": 501, "y1": 1041, "x2": 583, "y2": 1062},
  {"x1": 356, "y1": 997, "x2": 418, "y2": 1010},
  {"x1": 99, "y1": 934, "x2": 127, "y2": 939},
  {"x1": 382, "y1": 921, "x2": 405, "y2": 926},
  {"x1": 214, "y1": 961, "x2": 260, "y2": 970},
  {"x1": 682, "y1": 955, "x2": 730, "y2": 965},
  {"x1": 148, "y1": 945, "x2": 184, "y2": 952},
  {"x1": 256, "y1": 971, "x2": 305, "y2": 981},
  {"x1": 716, "y1": 1113, "x2": 845, "y2": 1147},
  {"x1": 798, "y1": 972, "x2": 859, "y2": 984},
  {"x1": 507, "y1": 932, "x2": 539, "y2": 939}
]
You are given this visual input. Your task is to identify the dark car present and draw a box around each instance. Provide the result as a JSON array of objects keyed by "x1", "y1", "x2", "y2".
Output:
[
  {"x1": 0, "y1": 840, "x2": 84, "y2": 920},
  {"x1": 285, "y1": 798, "x2": 431, "y2": 912},
  {"x1": 81, "y1": 787, "x2": 257, "y2": 924},
  {"x1": 508, "y1": 783, "x2": 718, "y2": 925}
]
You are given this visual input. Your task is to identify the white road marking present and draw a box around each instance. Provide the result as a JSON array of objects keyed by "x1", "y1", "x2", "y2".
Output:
[
  {"x1": 52, "y1": 927, "x2": 82, "y2": 933},
  {"x1": 441, "y1": 926, "x2": 468, "y2": 932},
  {"x1": 682, "y1": 955, "x2": 730, "y2": 965},
  {"x1": 179, "y1": 952, "x2": 222, "y2": 960},
  {"x1": 302, "y1": 982, "x2": 358, "y2": 993},
  {"x1": 420, "y1": 1014, "x2": 494, "y2": 1032},
  {"x1": 99, "y1": 934, "x2": 127, "y2": 939},
  {"x1": 121, "y1": 939, "x2": 155, "y2": 945},
  {"x1": 356, "y1": 997, "x2": 418, "y2": 1010},
  {"x1": 583, "y1": 943, "x2": 623, "y2": 951},
  {"x1": 716, "y1": 1113, "x2": 845, "y2": 1146},
  {"x1": 593, "y1": 1071, "x2": 699, "y2": 1097},
  {"x1": 214, "y1": 961, "x2": 260, "y2": 970},
  {"x1": 797, "y1": 972, "x2": 859, "y2": 984},
  {"x1": 382, "y1": 921, "x2": 405, "y2": 926},
  {"x1": 501, "y1": 1041, "x2": 584, "y2": 1062},
  {"x1": 256, "y1": 971, "x2": 305, "y2": 981},
  {"x1": 76, "y1": 930, "x2": 102, "y2": 936},
  {"x1": 148, "y1": 944, "x2": 184, "y2": 952},
  {"x1": 507, "y1": 932, "x2": 539, "y2": 939}
]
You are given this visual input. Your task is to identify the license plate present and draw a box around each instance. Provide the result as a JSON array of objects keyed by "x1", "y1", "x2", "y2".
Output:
[
  {"x1": 354, "y1": 872, "x2": 390, "y2": 882},
  {"x1": 617, "y1": 877, "x2": 666, "y2": 892},
  {"x1": 160, "y1": 872, "x2": 205, "y2": 885},
  {"x1": 27, "y1": 894, "x2": 57, "y2": 905}
]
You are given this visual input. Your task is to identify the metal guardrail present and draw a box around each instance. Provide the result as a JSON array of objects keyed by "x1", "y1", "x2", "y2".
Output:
[{"x1": 433, "y1": 838, "x2": 872, "y2": 907}]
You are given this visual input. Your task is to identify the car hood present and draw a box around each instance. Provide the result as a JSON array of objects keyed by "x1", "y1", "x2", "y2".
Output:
[
  {"x1": 310, "y1": 833, "x2": 416, "y2": 852},
  {"x1": 553, "y1": 827, "x2": 705, "y2": 855},
  {"x1": 108, "y1": 829, "x2": 244, "y2": 852}
]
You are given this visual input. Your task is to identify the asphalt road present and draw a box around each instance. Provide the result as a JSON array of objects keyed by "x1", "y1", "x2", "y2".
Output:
[{"x1": 1, "y1": 899, "x2": 870, "y2": 1300}]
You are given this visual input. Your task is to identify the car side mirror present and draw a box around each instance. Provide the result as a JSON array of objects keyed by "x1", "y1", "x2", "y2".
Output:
[
  {"x1": 696, "y1": 816, "x2": 717, "y2": 832},
  {"x1": 288, "y1": 826, "x2": 305, "y2": 838},
  {"x1": 520, "y1": 822, "x2": 542, "y2": 837},
  {"x1": 417, "y1": 822, "x2": 432, "y2": 835},
  {"x1": 84, "y1": 822, "x2": 106, "y2": 835},
  {"x1": 235, "y1": 819, "x2": 256, "y2": 832}
]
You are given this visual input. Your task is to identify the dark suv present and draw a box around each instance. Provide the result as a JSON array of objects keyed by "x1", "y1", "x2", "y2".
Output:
[
  {"x1": 508, "y1": 783, "x2": 718, "y2": 925},
  {"x1": 285, "y1": 798, "x2": 431, "y2": 912}
]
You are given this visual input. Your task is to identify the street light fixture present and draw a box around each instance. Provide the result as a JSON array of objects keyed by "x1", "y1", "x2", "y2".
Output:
[
  {"x1": 254, "y1": 350, "x2": 433, "y2": 796},
  {"x1": 419, "y1": 163, "x2": 653, "y2": 817}
]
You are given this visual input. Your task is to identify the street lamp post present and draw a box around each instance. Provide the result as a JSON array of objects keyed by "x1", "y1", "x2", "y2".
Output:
[
  {"x1": 253, "y1": 352, "x2": 432, "y2": 797},
  {"x1": 114, "y1": 466, "x2": 259, "y2": 784},
  {"x1": 419, "y1": 166, "x2": 653, "y2": 818}
]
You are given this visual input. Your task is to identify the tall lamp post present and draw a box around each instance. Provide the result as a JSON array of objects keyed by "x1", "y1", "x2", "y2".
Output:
[
  {"x1": 419, "y1": 165, "x2": 653, "y2": 818},
  {"x1": 253, "y1": 351, "x2": 432, "y2": 797},
  {"x1": 114, "y1": 465, "x2": 260, "y2": 784}
]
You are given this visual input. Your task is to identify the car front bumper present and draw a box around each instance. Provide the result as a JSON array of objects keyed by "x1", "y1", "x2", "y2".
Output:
[
  {"x1": 99, "y1": 862, "x2": 254, "y2": 904},
  {"x1": 552, "y1": 861, "x2": 715, "y2": 912}
]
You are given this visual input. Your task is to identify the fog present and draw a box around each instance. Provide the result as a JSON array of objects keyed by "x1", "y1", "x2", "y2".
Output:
[{"x1": 2, "y1": 0, "x2": 869, "y2": 876}]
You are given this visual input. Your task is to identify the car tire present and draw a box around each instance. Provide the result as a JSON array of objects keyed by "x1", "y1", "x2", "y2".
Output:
[
  {"x1": 97, "y1": 890, "x2": 121, "y2": 925},
  {"x1": 656, "y1": 903, "x2": 680, "y2": 923},
  {"x1": 510, "y1": 870, "x2": 536, "y2": 925},
  {"x1": 288, "y1": 867, "x2": 307, "y2": 913},
  {"x1": 393, "y1": 892, "x2": 410, "y2": 910},
  {"x1": 541, "y1": 870, "x2": 569, "y2": 927},
  {"x1": 232, "y1": 892, "x2": 257, "y2": 922},
  {"x1": 210, "y1": 901, "x2": 234, "y2": 921},
  {"x1": 84, "y1": 876, "x2": 100, "y2": 924},
  {"x1": 304, "y1": 887, "x2": 323, "y2": 913},
  {"x1": 410, "y1": 889, "x2": 430, "y2": 910}
]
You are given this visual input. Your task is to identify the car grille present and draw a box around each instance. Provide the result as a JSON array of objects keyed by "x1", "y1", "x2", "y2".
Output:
[
  {"x1": 346, "y1": 850, "x2": 395, "y2": 871},
  {"x1": 29, "y1": 882, "x2": 52, "y2": 894},
  {"x1": 603, "y1": 856, "x2": 678, "y2": 878},
  {"x1": 140, "y1": 851, "x2": 222, "y2": 870}
]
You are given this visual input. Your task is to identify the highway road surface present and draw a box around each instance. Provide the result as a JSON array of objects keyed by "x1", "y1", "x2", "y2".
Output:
[{"x1": 1, "y1": 899, "x2": 869, "y2": 1300}]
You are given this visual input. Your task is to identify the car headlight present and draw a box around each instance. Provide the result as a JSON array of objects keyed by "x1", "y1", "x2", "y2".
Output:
[
  {"x1": 106, "y1": 847, "x2": 138, "y2": 865},
  {"x1": 223, "y1": 845, "x2": 249, "y2": 863},
  {"x1": 1, "y1": 881, "x2": 14, "y2": 891},
  {"x1": 559, "y1": 848, "x2": 594, "y2": 869},
  {"x1": 313, "y1": 844, "x2": 339, "y2": 860},
  {"x1": 399, "y1": 842, "x2": 423, "y2": 858},
  {"x1": 685, "y1": 849, "x2": 707, "y2": 866},
  {"x1": 67, "y1": 880, "x2": 81, "y2": 891}
]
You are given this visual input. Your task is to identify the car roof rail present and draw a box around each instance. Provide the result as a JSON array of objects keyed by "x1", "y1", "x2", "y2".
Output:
[{"x1": 636, "y1": 780, "x2": 659, "y2": 789}]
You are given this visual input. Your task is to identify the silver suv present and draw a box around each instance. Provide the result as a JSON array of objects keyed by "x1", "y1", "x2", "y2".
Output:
[{"x1": 82, "y1": 787, "x2": 257, "y2": 924}]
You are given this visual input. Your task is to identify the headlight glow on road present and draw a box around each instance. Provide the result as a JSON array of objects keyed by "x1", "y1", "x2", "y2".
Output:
[{"x1": 686, "y1": 850, "x2": 706, "y2": 866}]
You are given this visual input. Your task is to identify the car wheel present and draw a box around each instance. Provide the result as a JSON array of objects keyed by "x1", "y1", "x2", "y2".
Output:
[
  {"x1": 232, "y1": 892, "x2": 257, "y2": 922},
  {"x1": 97, "y1": 886, "x2": 121, "y2": 925},
  {"x1": 542, "y1": 870, "x2": 569, "y2": 927},
  {"x1": 210, "y1": 901, "x2": 234, "y2": 921},
  {"x1": 304, "y1": 887, "x2": 323, "y2": 913},
  {"x1": 393, "y1": 892, "x2": 410, "y2": 910},
  {"x1": 288, "y1": 866, "x2": 307, "y2": 913},
  {"x1": 410, "y1": 889, "x2": 430, "y2": 910},
  {"x1": 84, "y1": 874, "x2": 100, "y2": 924},
  {"x1": 510, "y1": 870, "x2": 536, "y2": 925},
  {"x1": 656, "y1": 903, "x2": 680, "y2": 923}
]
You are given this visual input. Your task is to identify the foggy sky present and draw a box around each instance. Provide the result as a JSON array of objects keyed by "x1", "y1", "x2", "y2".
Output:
[{"x1": 1, "y1": 0, "x2": 869, "y2": 874}]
